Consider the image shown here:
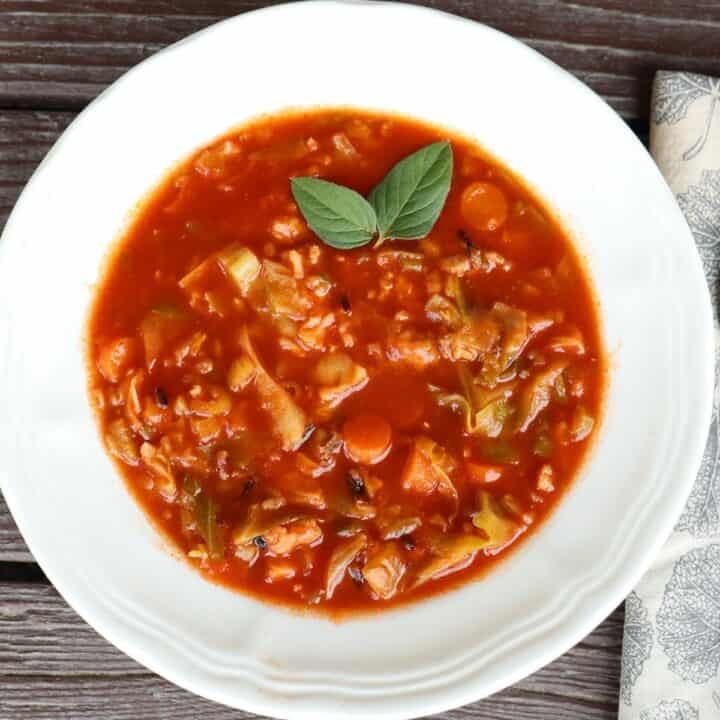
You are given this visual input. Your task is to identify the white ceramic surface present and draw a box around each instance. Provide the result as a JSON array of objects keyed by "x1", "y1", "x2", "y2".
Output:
[{"x1": 0, "y1": 2, "x2": 714, "y2": 718}]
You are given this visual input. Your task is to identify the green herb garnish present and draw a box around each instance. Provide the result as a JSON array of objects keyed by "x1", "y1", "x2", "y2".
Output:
[
  {"x1": 291, "y1": 141, "x2": 453, "y2": 250},
  {"x1": 370, "y1": 141, "x2": 453, "y2": 243},
  {"x1": 289, "y1": 178, "x2": 377, "y2": 249}
]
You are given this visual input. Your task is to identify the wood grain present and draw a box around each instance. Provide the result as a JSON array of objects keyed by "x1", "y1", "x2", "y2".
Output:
[
  {"x1": 0, "y1": 1, "x2": 719, "y2": 118},
  {"x1": 0, "y1": 109, "x2": 73, "y2": 229},
  {"x1": 0, "y1": 680, "x2": 620, "y2": 720},
  {"x1": 0, "y1": 581, "x2": 623, "y2": 719},
  {"x1": 0, "y1": 493, "x2": 32, "y2": 563}
]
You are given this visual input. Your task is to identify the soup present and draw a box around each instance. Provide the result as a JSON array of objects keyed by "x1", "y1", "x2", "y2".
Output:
[{"x1": 87, "y1": 109, "x2": 604, "y2": 613}]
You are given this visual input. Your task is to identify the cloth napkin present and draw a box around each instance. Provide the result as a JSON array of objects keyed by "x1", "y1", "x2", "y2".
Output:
[{"x1": 619, "y1": 71, "x2": 720, "y2": 719}]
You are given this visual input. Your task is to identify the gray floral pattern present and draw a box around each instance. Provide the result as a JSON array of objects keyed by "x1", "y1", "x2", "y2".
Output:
[
  {"x1": 640, "y1": 698, "x2": 700, "y2": 720},
  {"x1": 675, "y1": 168, "x2": 720, "y2": 543},
  {"x1": 621, "y1": 592, "x2": 654, "y2": 705},
  {"x1": 654, "y1": 72, "x2": 720, "y2": 160},
  {"x1": 639, "y1": 699, "x2": 699, "y2": 720},
  {"x1": 657, "y1": 544, "x2": 720, "y2": 684},
  {"x1": 677, "y1": 169, "x2": 720, "y2": 291},
  {"x1": 677, "y1": 414, "x2": 720, "y2": 537},
  {"x1": 621, "y1": 69, "x2": 720, "y2": 720}
]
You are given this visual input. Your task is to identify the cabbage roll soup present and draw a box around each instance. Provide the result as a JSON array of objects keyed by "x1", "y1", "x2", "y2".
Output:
[{"x1": 87, "y1": 109, "x2": 604, "y2": 613}]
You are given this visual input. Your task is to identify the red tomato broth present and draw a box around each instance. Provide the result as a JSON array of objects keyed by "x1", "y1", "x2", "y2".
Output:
[{"x1": 87, "y1": 108, "x2": 605, "y2": 615}]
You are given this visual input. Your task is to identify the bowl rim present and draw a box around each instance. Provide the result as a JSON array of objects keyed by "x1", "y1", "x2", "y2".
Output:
[{"x1": 0, "y1": 2, "x2": 714, "y2": 718}]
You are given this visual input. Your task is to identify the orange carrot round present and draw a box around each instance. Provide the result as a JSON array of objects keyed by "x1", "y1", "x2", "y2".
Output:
[
  {"x1": 461, "y1": 181, "x2": 508, "y2": 232},
  {"x1": 343, "y1": 414, "x2": 392, "y2": 465}
]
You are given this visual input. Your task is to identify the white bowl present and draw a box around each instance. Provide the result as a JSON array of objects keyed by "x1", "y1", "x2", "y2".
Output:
[{"x1": 0, "y1": 2, "x2": 713, "y2": 718}]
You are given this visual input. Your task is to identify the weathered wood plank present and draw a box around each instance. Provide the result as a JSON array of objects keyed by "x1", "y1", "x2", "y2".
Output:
[
  {"x1": 0, "y1": 581, "x2": 623, "y2": 718},
  {"x1": 0, "y1": 1, "x2": 719, "y2": 117},
  {"x1": 1, "y1": 0, "x2": 718, "y2": 46},
  {"x1": 0, "y1": 108, "x2": 73, "y2": 230},
  {"x1": 0, "y1": 679, "x2": 619, "y2": 720},
  {"x1": 0, "y1": 494, "x2": 33, "y2": 563}
]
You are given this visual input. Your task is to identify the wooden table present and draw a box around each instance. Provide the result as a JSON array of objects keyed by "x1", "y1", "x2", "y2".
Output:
[{"x1": 1, "y1": 2, "x2": 718, "y2": 718}]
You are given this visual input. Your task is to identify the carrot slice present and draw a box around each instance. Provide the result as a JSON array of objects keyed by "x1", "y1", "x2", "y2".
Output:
[
  {"x1": 461, "y1": 181, "x2": 508, "y2": 232},
  {"x1": 343, "y1": 414, "x2": 392, "y2": 465}
]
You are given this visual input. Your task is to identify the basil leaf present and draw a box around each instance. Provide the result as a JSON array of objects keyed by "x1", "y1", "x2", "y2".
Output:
[
  {"x1": 291, "y1": 177, "x2": 377, "y2": 249},
  {"x1": 369, "y1": 141, "x2": 453, "y2": 241}
]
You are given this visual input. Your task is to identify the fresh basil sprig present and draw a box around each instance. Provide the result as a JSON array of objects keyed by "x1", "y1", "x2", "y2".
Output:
[
  {"x1": 370, "y1": 141, "x2": 453, "y2": 243},
  {"x1": 290, "y1": 141, "x2": 453, "y2": 250},
  {"x1": 289, "y1": 177, "x2": 377, "y2": 249}
]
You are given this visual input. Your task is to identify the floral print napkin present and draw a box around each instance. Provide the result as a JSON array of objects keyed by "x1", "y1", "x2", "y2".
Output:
[{"x1": 619, "y1": 71, "x2": 720, "y2": 720}]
